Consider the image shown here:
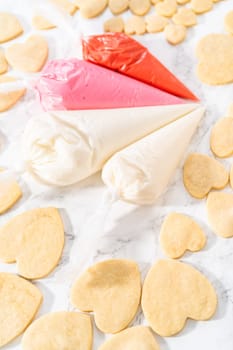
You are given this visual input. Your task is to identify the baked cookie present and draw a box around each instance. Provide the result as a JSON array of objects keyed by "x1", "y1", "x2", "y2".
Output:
[
  {"x1": 32, "y1": 15, "x2": 56, "y2": 30},
  {"x1": 71, "y1": 259, "x2": 141, "y2": 334},
  {"x1": 125, "y1": 15, "x2": 146, "y2": 35},
  {"x1": 104, "y1": 17, "x2": 124, "y2": 33},
  {"x1": 164, "y1": 23, "x2": 187, "y2": 45},
  {"x1": 0, "y1": 76, "x2": 26, "y2": 112},
  {"x1": 142, "y1": 259, "x2": 217, "y2": 336},
  {"x1": 207, "y1": 192, "x2": 233, "y2": 238},
  {"x1": 0, "y1": 12, "x2": 23, "y2": 43},
  {"x1": 210, "y1": 117, "x2": 233, "y2": 158},
  {"x1": 160, "y1": 212, "x2": 206, "y2": 258},
  {"x1": 146, "y1": 14, "x2": 168, "y2": 33},
  {"x1": 0, "y1": 207, "x2": 64, "y2": 279},
  {"x1": 183, "y1": 153, "x2": 229, "y2": 198},
  {"x1": 99, "y1": 326, "x2": 160, "y2": 350},
  {"x1": 0, "y1": 273, "x2": 42, "y2": 347},
  {"x1": 22, "y1": 312, "x2": 92, "y2": 350},
  {"x1": 196, "y1": 34, "x2": 233, "y2": 85},
  {"x1": 6, "y1": 35, "x2": 48, "y2": 73}
]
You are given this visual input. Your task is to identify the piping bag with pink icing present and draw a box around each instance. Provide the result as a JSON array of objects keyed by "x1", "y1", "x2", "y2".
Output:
[
  {"x1": 34, "y1": 59, "x2": 185, "y2": 111},
  {"x1": 57, "y1": 107, "x2": 204, "y2": 280}
]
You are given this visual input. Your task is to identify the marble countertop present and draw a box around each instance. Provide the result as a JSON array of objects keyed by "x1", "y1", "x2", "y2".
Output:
[{"x1": 0, "y1": 0, "x2": 233, "y2": 349}]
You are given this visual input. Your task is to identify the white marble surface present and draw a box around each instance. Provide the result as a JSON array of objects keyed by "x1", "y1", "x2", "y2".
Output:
[{"x1": 0, "y1": 0, "x2": 233, "y2": 349}]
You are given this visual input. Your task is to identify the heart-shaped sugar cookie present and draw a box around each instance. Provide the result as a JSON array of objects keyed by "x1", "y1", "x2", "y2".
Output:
[
  {"x1": 0, "y1": 76, "x2": 26, "y2": 112},
  {"x1": 109, "y1": 0, "x2": 129, "y2": 14},
  {"x1": 142, "y1": 259, "x2": 217, "y2": 336},
  {"x1": 124, "y1": 15, "x2": 146, "y2": 35},
  {"x1": 0, "y1": 12, "x2": 23, "y2": 43},
  {"x1": 0, "y1": 171, "x2": 22, "y2": 214},
  {"x1": 146, "y1": 14, "x2": 168, "y2": 33},
  {"x1": 196, "y1": 34, "x2": 233, "y2": 85},
  {"x1": 155, "y1": 0, "x2": 177, "y2": 17},
  {"x1": 207, "y1": 191, "x2": 233, "y2": 238},
  {"x1": 22, "y1": 312, "x2": 92, "y2": 350},
  {"x1": 32, "y1": 16, "x2": 56, "y2": 30},
  {"x1": 99, "y1": 326, "x2": 160, "y2": 350},
  {"x1": 6, "y1": 35, "x2": 48, "y2": 73},
  {"x1": 129, "y1": 0, "x2": 151, "y2": 16},
  {"x1": 190, "y1": 0, "x2": 213, "y2": 14},
  {"x1": 173, "y1": 7, "x2": 197, "y2": 27},
  {"x1": 183, "y1": 153, "x2": 229, "y2": 199},
  {"x1": 0, "y1": 207, "x2": 64, "y2": 279},
  {"x1": 0, "y1": 272, "x2": 42, "y2": 347},
  {"x1": 104, "y1": 17, "x2": 124, "y2": 33},
  {"x1": 164, "y1": 23, "x2": 187, "y2": 45},
  {"x1": 210, "y1": 117, "x2": 233, "y2": 158},
  {"x1": 71, "y1": 259, "x2": 141, "y2": 334},
  {"x1": 75, "y1": 0, "x2": 107, "y2": 18},
  {"x1": 51, "y1": 0, "x2": 77, "y2": 15},
  {"x1": 160, "y1": 213, "x2": 206, "y2": 259}
]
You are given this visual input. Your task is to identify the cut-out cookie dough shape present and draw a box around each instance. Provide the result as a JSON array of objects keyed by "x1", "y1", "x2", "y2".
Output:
[
  {"x1": 104, "y1": 17, "x2": 124, "y2": 33},
  {"x1": 196, "y1": 34, "x2": 233, "y2": 85},
  {"x1": 32, "y1": 16, "x2": 56, "y2": 30},
  {"x1": 210, "y1": 116, "x2": 233, "y2": 158},
  {"x1": 225, "y1": 11, "x2": 233, "y2": 35},
  {"x1": 183, "y1": 153, "x2": 229, "y2": 199},
  {"x1": 75, "y1": 0, "x2": 107, "y2": 18},
  {"x1": 0, "y1": 76, "x2": 26, "y2": 112},
  {"x1": 173, "y1": 7, "x2": 197, "y2": 27},
  {"x1": 0, "y1": 272, "x2": 42, "y2": 347},
  {"x1": 0, "y1": 12, "x2": 23, "y2": 44},
  {"x1": 109, "y1": 0, "x2": 129, "y2": 14},
  {"x1": 125, "y1": 16, "x2": 146, "y2": 35},
  {"x1": 50, "y1": 0, "x2": 77, "y2": 15},
  {"x1": 99, "y1": 326, "x2": 160, "y2": 350},
  {"x1": 71, "y1": 259, "x2": 141, "y2": 334},
  {"x1": 0, "y1": 50, "x2": 8, "y2": 75},
  {"x1": 207, "y1": 191, "x2": 233, "y2": 238},
  {"x1": 190, "y1": 0, "x2": 213, "y2": 14},
  {"x1": 0, "y1": 171, "x2": 22, "y2": 214},
  {"x1": 6, "y1": 35, "x2": 48, "y2": 73},
  {"x1": 160, "y1": 213, "x2": 206, "y2": 259},
  {"x1": 164, "y1": 23, "x2": 187, "y2": 45},
  {"x1": 22, "y1": 312, "x2": 92, "y2": 350},
  {"x1": 129, "y1": 0, "x2": 151, "y2": 16},
  {"x1": 155, "y1": 0, "x2": 177, "y2": 18},
  {"x1": 0, "y1": 207, "x2": 64, "y2": 279},
  {"x1": 142, "y1": 259, "x2": 217, "y2": 337},
  {"x1": 146, "y1": 14, "x2": 168, "y2": 33}
]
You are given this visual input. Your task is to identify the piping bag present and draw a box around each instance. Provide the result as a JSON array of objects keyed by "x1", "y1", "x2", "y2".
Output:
[
  {"x1": 55, "y1": 106, "x2": 205, "y2": 282},
  {"x1": 82, "y1": 32, "x2": 199, "y2": 102}
]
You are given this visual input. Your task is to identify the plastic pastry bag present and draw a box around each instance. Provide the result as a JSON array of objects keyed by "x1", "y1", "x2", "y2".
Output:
[{"x1": 82, "y1": 32, "x2": 198, "y2": 101}]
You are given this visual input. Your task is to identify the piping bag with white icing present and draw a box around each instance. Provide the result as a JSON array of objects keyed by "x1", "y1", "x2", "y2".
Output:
[
  {"x1": 102, "y1": 107, "x2": 205, "y2": 205},
  {"x1": 57, "y1": 107, "x2": 205, "y2": 281},
  {"x1": 22, "y1": 104, "x2": 197, "y2": 187}
]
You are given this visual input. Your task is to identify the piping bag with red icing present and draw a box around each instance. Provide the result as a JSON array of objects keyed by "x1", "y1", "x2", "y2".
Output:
[{"x1": 82, "y1": 32, "x2": 198, "y2": 102}]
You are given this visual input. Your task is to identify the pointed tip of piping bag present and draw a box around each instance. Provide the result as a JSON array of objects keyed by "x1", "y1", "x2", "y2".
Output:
[{"x1": 53, "y1": 190, "x2": 119, "y2": 284}]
